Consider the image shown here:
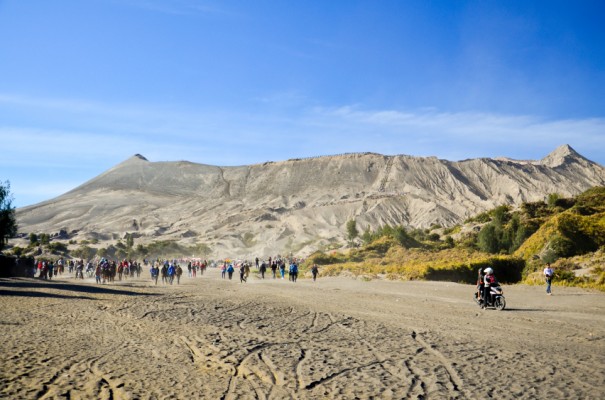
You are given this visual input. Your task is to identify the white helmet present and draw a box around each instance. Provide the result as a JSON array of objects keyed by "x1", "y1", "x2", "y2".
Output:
[{"x1": 484, "y1": 267, "x2": 493, "y2": 274}]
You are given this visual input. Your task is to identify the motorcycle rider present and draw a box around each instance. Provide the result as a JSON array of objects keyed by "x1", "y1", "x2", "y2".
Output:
[{"x1": 483, "y1": 267, "x2": 497, "y2": 307}]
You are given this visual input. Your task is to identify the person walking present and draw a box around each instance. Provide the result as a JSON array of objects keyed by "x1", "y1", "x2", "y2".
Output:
[
  {"x1": 244, "y1": 263, "x2": 250, "y2": 280},
  {"x1": 311, "y1": 264, "x2": 319, "y2": 282},
  {"x1": 175, "y1": 264, "x2": 183, "y2": 284},
  {"x1": 271, "y1": 261, "x2": 277, "y2": 279},
  {"x1": 290, "y1": 262, "x2": 298, "y2": 283},
  {"x1": 259, "y1": 261, "x2": 267, "y2": 279},
  {"x1": 167, "y1": 263, "x2": 176, "y2": 285},
  {"x1": 544, "y1": 263, "x2": 554, "y2": 295},
  {"x1": 151, "y1": 264, "x2": 159, "y2": 285},
  {"x1": 239, "y1": 263, "x2": 247, "y2": 283}
]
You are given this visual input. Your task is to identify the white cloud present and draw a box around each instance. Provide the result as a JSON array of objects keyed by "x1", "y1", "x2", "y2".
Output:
[
  {"x1": 311, "y1": 106, "x2": 605, "y2": 162},
  {"x1": 2, "y1": 92, "x2": 604, "y2": 169}
]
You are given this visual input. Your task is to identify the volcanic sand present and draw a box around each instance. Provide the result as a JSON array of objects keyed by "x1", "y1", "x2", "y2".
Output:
[{"x1": 1, "y1": 269, "x2": 604, "y2": 399}]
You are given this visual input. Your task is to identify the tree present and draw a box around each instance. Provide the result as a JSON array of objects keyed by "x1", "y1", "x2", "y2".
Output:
[
  {"x1": 346, "y1": 219, "x2": 359, "y2": 245},
  {"x1": 97, "y1": 247, "x2": 108, "y2": 259},
  {"x1": 547, "y1": 193, "x2": 562, "y2": 208},
  {"x1": 477, "y1": 224, "x2": 500, "y2": 253},
  {"x1": 0, "y1": 181, "x2": 17, "y2": 251},
  {"x1": 361, "y1": 226, "x2": 373, "y2": 245},
  {"x1": 195, "y1": 243, "x2": 211, "y2": 258},
  {"x1": 125, "y1": 233, "x2": 134, "y2": 250},
  {"x1": 39, "y1": 233, "x2": 50, "y2": 246},
  {"x1": 72, "y1": 245, "x2": 96, "y2": 260}
]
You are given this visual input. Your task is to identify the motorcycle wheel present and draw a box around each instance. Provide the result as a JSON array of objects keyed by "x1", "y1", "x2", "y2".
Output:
[
  {"x1": 494, "y1": 296, "x2": 506, "y2": 311},
  {"x1": 473, "y1": 293, "x2": 481, "y2": 306}
]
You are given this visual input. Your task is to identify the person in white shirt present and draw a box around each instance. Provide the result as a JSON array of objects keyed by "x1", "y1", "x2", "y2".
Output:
[{"x1": 543, "y1": 263, "x2": 554, "y2": 295}]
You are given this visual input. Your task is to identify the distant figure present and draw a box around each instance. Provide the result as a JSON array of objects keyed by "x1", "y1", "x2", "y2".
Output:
[
  {"x1": 311, "y1": 264, "x2": 319, "y2": 281},
  {"x1": 75, "y1": 261, "x2": 84, "y2": 280},
  {"x1": 151, "y1": 264, "x2": 159, "y2": 285},
  {"x1": 260, "y1": 262, "x2": 267, "y2": 279},
  {"x1": 47, "y1": 261, "x2": 54, "y2": 280},
  {"x1": 167, "y1": 264, "x2": 176, "y2": 285},
  {"x1": 227, "y1": 264, "x2": 234, "y2": 280},
  {"x1": 221, "y1": 262, "x2": 227, "y2": 279},
  {"x1": 175, "y1": 264, "x2": 183, "y2": 284},
  {"x1": 95, "y1": 264, "x2": 102, "y2": 284},
  {"x1": 279, "y1": 262, "x2": 286, "y2": 279},
  {"x1": 290, "y1": 262, "x2": 298, "y2": 282},
  {"x1": 161, "y1": 263, "x2": 168, "y2": 285},
  {"x1": 544, "y1": 263, "x2": 554, "y2": 295},
  {"x1": 271, "y1": 261, "x2": 277, "y2": 279},
  {"x1": 239, "y1": 264, "x2": 247, "y2": 283}
]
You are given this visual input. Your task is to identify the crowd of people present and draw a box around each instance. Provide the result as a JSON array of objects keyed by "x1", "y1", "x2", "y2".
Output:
[
  {"x1": 32, "y1": 255, "x2": 321, "y2": 286},
  {"x1": 218, "y1": 256, "x2": 310, "y2": 283}
]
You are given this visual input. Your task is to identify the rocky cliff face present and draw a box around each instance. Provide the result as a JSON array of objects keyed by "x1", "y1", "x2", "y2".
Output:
[{"x1": 15, "y1": 145, "x2": 605, "y2": 257}]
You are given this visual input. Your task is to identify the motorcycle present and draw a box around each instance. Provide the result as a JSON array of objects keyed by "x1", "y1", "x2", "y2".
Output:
[{"x1": 474, "y1": 283, "x2": 506, "y2": 311}]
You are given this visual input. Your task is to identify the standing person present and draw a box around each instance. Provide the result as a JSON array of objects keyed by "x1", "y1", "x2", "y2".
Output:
[
  {"x1": 95, "y1": 264, "x2": 102, "y2": 284},
  {"x1": 544, "y1": 263, "x2": 554, "y2": 295},
  {"x1": 255, "y1": 257, "x2": 259, "y2": 270},
  {"x1": 175, "y1": 264, "x2": 183, "y2": 284},
  {"x1": 167, "y1": 263, "x2": 176, "y2": 285},
  {"x1": 47, "y1": 261, "x2": 54, "y2": 280},
  {"x1": 221, "y1": 262, "x2": 227, "y2": 279},
  {"x1": 244, "y1": 263, "x2": 250, "y2": 280},
  {"x1": 151, "y1": 264, "x2": 159, "y2": 285},
  {"x1": 259, "y1": 261, "x2": 267, "y2": 279},
  {"x1": 75, "y1": 261, "x2": 84, "y2": 279},
  {"x1": 187, "y1": 262, "x2": 192, "y2": 278},
  {"x1": 290, "y1": 262, "x2": 298, "y2": 282},
  {"x1": 311, "y1": 264, "x2": 319, "y2": 282},
  {"x1": 239, "y1": 263, "x2": 247, "y2": 283},
  {"x1": 279, "y1": 261, "x2": 286, "y2": 279},
  {"x1": 227, "y1": 263, "x2": 234, "y2": 280},
  {"x1": 161, "y1": 263, "x2": 168, "y2": 285},
  {"x1": 271, "y1": 261, "x2": 277, "y2": 279}
]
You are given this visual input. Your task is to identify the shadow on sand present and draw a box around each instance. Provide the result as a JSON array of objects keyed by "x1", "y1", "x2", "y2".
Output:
[
  {"x1": 0, "y1": 278, "x2": 161, "y2": 299},
  {"x1": 0, "y1": 289, "x2": 96, "y2": 300}
]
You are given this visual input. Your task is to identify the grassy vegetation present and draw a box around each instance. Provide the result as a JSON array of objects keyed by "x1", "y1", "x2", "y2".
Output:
[
  {"x1": 302, "y1": 237, "x2": 524, "y2": 284},
  {"x1": 304, "y1": 186, "x2": 605, "y2": 291}
]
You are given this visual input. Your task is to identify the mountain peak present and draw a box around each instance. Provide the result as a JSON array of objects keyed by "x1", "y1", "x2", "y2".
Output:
[
  {"x1": 541, "y1": 144, "x2": 585, "y2": 167},
  {"x1": 550, "y1": 144, "x2": 579, "y2": 157}
]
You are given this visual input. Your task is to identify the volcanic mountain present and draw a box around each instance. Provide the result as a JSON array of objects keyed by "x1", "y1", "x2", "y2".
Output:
[{"x1": 15, "y1": 145, "x2": 605, "y2": 257}]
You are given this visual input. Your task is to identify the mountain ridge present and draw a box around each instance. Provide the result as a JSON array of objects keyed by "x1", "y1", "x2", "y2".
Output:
[{"x1": 15, "y1": 145, "x2": 605, "y2": 257}]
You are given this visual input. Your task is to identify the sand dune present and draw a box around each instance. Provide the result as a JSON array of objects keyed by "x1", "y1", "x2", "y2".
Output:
[{"x1": 1, "y1": 269, "x2": 604, "y2": 399}]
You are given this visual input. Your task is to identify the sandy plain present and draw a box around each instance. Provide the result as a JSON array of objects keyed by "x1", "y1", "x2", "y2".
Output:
[{"x1": 1, "y1": 268, "x2": 604, "y2": 400}]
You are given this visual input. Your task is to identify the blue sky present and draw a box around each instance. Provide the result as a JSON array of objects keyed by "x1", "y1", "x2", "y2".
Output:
[{"x1": 1, "y1": 0, "x2": 604, "y2": 208}]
